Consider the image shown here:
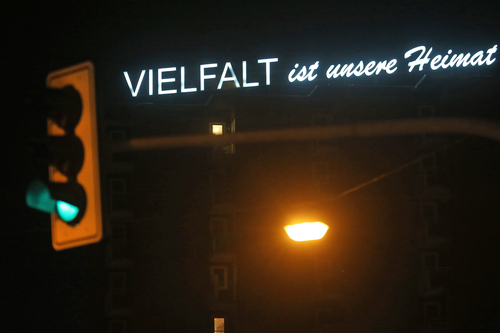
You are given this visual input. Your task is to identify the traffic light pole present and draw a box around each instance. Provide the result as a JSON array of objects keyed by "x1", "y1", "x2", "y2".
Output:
[{"x1": 110, "y1": 118, "x2": 500, "y2": 152}]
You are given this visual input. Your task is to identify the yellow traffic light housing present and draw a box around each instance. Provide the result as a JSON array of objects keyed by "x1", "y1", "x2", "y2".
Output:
[
  {"x1": 47, "y1": 61, "x2": 102, "y2": 250},
  {"x1": 26, "y1": 61, "x2": 102, "y2": 250}
]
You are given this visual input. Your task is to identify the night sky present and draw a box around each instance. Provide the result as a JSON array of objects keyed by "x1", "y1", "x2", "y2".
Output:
[{"x1": 3, "y1": 1, "x2": 500, "y2": 332}]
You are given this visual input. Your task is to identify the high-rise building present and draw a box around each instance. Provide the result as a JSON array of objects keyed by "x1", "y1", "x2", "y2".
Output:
[{"x1": 99, "y1": 72, "x2": 500, "y2": 333}]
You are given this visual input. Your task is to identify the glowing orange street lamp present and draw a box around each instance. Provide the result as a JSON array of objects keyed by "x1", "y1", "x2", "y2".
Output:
[{"x1": 284, "y1": 222, "x2": 329, "y2": 242}]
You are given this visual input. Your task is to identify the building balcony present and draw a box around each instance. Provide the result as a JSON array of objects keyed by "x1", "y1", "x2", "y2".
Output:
[
  {"x1": 105, "y1": 240, "x2": 133, "y2": 269},
  {"x1": 210, "y1": 233, "x2": 237, "y2": 262},
  {"x1": 108, "y1": 192, "x2": 134, "y2": 220},
  {"x1": 110, "y1": 192, "x2": 132, "y2": 211},
  {"x1": 105, "y1": 290, "x2": 133, "y2": 317},
  {"x1": 422, "y1": 218, "x2": 451, "y2": 248},
  {"x1": 415, "y1": 173, "x2": 450, "y2": 201},
  {"x1": 208, "y1": 285, "x2": 238, "y2": 310},
  {"x1": 425, "y1": 218, "x2": 448, "y2": 237},
  {"x1": 208, "y1": 292, "x2": 238, "y2": 307},
  {"x1": 212, "y1": 232, "x2": 236, "y2": 253},
  {"x1": 212, "y1": 184, "x2": 233, "y2": 205},
  {"x1": 420, "y1": 320, "x2": 451, "y2": 333},
  {"x1": 419, "y1": 268, "x2": 451, "y2": 298}
]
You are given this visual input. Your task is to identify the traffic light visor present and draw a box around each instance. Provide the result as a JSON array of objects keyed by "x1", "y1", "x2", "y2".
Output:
[{"x1": 26, "y1": 180, "x2": 56, "y2": 214}]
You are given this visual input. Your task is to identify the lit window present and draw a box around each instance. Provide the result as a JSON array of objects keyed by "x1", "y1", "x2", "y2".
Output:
[
  {"x1": 214, "y1": 318, "x2": 225, "y2": 333},
  {"x1": 212, "y1": 124, "x2": 224, "y2": 135}
]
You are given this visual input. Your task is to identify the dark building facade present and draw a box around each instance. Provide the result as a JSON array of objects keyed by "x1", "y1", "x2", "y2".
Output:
[
  {"x1": 7, "y1": 4, "x2": 500, "y2": 333},
  {"x1": 97, "y1": 69, "x2": 500, "y2": 333}
]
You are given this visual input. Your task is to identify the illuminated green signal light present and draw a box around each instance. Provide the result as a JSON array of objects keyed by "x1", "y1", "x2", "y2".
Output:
[
  {"x1": 26, "y1": 179, "x2": 84, "y2": 225},
  {"x1": 56, "y1": 200, "x2": 80, "y2": 222}
]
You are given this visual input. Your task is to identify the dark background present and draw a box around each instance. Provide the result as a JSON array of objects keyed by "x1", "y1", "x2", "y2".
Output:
[{"x1": 2, "y1": 1, "x2": 500, "y2": 332}]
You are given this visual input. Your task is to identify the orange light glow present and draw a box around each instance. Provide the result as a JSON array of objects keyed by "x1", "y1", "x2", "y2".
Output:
[{"x1": 284, "y1": 222, "x2": 329, "y2": 241}]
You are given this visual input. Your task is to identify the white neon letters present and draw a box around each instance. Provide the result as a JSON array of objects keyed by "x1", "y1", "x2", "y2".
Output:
[
  {"x1": 181, "y1": 66, "x2": 197, "y2": 93},
  {"x1": 288, "y1": 61, "x2": 320, "y2": 82},
  {"x1": 258, "y1": 58, "x2": 279, "y2": 85},
  {"x1": 218, "y1": 62, "x2": 240, "y2": 89},
  {"x1": 149, "y1": 69, "x2": 153, "y2": 95},
  {"x1": 200, "y1": 63, "x2": 217, "y2": 91},
  {"x1": 325, "y1": 59, "x2": 397, "y2": 79},
  {"x1": 242, "y1": 61, "x2": 258, "y2": 87},
  {"x1": 124, "y1": 44, "x2": 498, "y2": 97},
  {"x1": 405, "y1": 45, "x2": 497, "y2": 72},
  {"x1": 287, "y1": 58, "x2": 398, "y2": 83},
  {"x1": 123, "y1": 70, "x2": 146, "y2": 97},
  {"x1": 124, "y1": 58, "x2": 279, "y2": 97},
  {"x1": 158, "y1": 67, "x2": 176, "y2": 94}
]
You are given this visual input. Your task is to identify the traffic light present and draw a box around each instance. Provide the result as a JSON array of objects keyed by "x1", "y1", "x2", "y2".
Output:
[{"x1": 26, "y1": 61, "x2": 102, "y2": 250}]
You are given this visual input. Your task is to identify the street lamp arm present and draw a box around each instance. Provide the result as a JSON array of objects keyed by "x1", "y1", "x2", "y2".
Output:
[{"x1": 111, "y1": 118, "x2": 500, "y2": 152}]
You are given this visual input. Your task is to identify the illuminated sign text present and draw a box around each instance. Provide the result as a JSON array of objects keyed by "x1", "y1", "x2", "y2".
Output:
[
  {"x1": 123, "y1": 44, "x2": 497, "y2": 97},
  {"x1": 124, "y1": 58, "x2": 278, "y2": 97},
  {"x1": 404, "y1": 45, "x2": 497, "y2": 72}
]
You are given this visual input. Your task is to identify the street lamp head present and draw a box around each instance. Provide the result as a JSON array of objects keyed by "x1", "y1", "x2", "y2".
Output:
[{"x1": 284, "y1": 222, "x2": 329, "y2": 242}]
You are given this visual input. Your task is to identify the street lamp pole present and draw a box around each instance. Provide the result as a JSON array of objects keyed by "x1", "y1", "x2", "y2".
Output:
[{"x1": 111, "y1": 118, "x2": 500, "y2": 152}]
